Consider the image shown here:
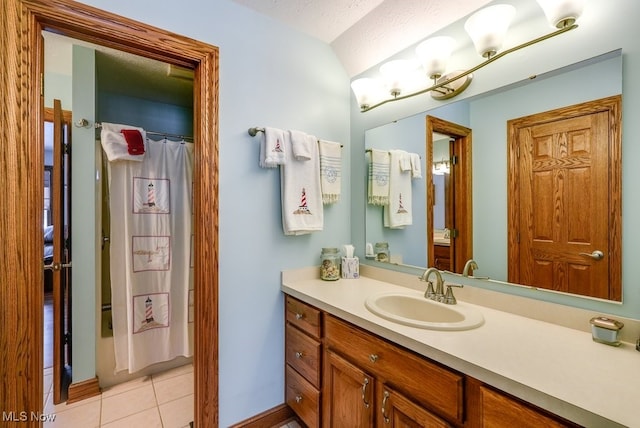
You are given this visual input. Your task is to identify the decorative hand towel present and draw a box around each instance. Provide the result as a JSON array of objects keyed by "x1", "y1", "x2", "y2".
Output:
[
  {"x1": 318, "y1": 140, "x2": 342, "y2": 204},
  {"x1": 384, "y1": 150, "x2": 413, "y2": 228},
  {"x1": 121, "y1": 129, "x2": 145, "y2": 155},
  {"x1": 368, "y1": 149, "x2": 390, "y2": 205},
  {"x1": 410, "y1": 152, "x2": 422, "y2": 179},
  {"x1": 289, "y1": 129, "x2": 314, "y2": 160},
  {"x1": 259, "y1": 126, "x2": 286, "y2": 168},
  {"x1": 281, "y1": 130, "x2": 323, "y2": 235},
  {"x1": 100, "y1": 122, "x2": 147, "y2": 162}
]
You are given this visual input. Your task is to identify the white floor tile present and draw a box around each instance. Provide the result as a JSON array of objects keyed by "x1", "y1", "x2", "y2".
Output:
[
  {"x1": 151, "y1": 363, "x2": 193, "y2": 382},
  {"x1": 44, "y1": 390, "x2": 101, "y2": 415},
  {"x1": 101, "y1": 406, "x2": 163, "y2": 428},
  {"x1": 44, "y1": 399, "x2": 101, "y2": 428},
  {"x1": 153, "y1": 372, "x2": 193, "y2": 405},
  {"x1": 100, "y1": 375, "x2": 153, "y2": 398},
  {"x1": 158, "y1": 394, "x2": 194, "y2": 428},
  {"x1": 101, "y1": 384, "x2": 157, "y2": 425}
]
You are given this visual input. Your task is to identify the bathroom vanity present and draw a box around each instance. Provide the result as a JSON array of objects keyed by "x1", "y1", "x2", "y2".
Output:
[{"x1": 282, "y1": 266, "x2": 640, "y2": 427}]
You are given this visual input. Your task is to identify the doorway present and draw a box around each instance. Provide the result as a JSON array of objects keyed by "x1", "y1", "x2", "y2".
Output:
[
  {"x1": 2, "y1": 1, "x2": 219, "y2": 426},
  {"x1": 426, "y1": 116, "x2": 473, "y2": 273}
]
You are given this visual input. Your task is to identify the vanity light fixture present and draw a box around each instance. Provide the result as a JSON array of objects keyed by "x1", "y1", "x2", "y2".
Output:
[{"x1": 351, "y1": 0, "x2": 584, "y2": 112}]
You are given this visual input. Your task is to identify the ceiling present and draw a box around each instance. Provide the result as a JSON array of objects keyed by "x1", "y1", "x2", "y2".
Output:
[{"x1": 230, "y1": 0, "x2": 494, "y2": 77}]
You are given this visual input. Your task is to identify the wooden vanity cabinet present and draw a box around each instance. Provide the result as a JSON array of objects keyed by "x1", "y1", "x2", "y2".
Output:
[
  {"x1": 324, "y1": 315, "x2": 462, "y2": 427},
  {"x1": 284, "y1": 293, "x2": 581, "y2": 428},
  {"x1": 433, "y1": 244, "x2": 451, "y2": 271},
  {"x1": 285, "y1": 296, "x2": 323, "y2": 427}
]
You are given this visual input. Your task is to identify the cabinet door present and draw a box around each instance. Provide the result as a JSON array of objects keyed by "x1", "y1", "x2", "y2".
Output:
[
  {"x1": 323, "y1": 350, "x2": 374, "y2": 428},
  {"x1": 377, "y1": 383, "x2": 450, "y2": 428}
]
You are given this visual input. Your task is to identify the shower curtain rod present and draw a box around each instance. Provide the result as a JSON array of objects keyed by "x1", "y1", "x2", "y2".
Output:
[{"x1": 94, "y1": 122, "x2": 193, "y2": 141}]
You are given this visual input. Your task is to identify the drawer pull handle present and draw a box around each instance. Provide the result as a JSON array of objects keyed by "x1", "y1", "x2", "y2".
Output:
[
  {"x1": 295, "y1": 395, "x2": 302, "y2": 403},
  {"x1": 361, "y1": 377, "x2": 371, "y2": 408},
  {"x1": 295, "y1": 312, "x2": 304, "y2": 320},
  {"x1": 295, "y1": 351, "x2": 304, "y2": 359},
  {"x1": 369, "y1": 354, "x2": 379, "y2": 363},
  {"x1": 381, "y1": 390, "x2": 390, "y2": 423}
]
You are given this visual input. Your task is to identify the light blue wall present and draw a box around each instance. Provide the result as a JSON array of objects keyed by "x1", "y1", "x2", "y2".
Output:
[
  {"x1": 75, "y1": 1, "x2": 350, "y2": 425},
  {"x1": 71, "y1": 45, "x2": 97, "y2": 383},
  {"x1": 352, "y1": 0, "x2": 640, "y2": 320}
]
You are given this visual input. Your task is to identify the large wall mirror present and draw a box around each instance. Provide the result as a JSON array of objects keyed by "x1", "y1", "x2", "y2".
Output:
[{"x1": 364, "y1": 49, "x2": 622, "y2": 301}]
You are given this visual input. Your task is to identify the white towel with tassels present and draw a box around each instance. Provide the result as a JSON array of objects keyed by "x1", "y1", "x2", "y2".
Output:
[
  {"x1": 368, "y1": 149, "x2": 390, "y2": 205},
  {"x1": 384, "y1": 150, "x2": 413, "y2": 228},
  {"x1": 259, "y1": 127, "x2": 286, "y2": 168},
  {"x1": 319, "y1": 140, "x2": 342, "y2": 204},
  {"x1": 280, "y1": 130, "x2": 323, "y2": 235}
]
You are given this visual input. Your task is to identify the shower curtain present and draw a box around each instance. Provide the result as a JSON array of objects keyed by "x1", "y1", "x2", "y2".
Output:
[{"x1": 106, "y1": 137, "x2": 194, "y2": 373}]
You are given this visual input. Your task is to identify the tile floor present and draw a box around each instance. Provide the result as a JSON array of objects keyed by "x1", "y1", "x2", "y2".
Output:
[
  {"x1": 43, "y1": 363, "x2": 302, "y2": 427},
  {"x1": 43, "y1": 364, "x2": 194, "y2": 427}
]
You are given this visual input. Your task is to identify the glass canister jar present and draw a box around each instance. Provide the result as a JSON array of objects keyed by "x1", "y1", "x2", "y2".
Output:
[
  {"x1": 320, "y1": 247, "x2": 341, "y2": 281},
  {"x1": 374, "y1": 242, "x2": 390, "y2": 262}
]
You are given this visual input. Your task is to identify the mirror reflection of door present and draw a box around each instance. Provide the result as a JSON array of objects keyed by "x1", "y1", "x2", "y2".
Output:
[
  {"x1": 427, "y1": 116, "x2": 473, "y2": 274},
  {"x1": 44, "y1": 100, "x2": 73, "y2": 403},
  {"x1": 507, "y1": 95, "x2": 622, "y2": 300},
  {"x1": 432, "y1": 135, "x2": 452, "y2": 270}
]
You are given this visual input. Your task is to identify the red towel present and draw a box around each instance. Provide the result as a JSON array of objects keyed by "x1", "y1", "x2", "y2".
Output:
[{"x1": 120, "y1": 129, "x2": 145, "y2": 155}]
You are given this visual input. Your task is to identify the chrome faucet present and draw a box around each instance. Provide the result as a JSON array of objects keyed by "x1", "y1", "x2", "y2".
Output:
[
  {"x1": 462, "y1": 259, "x2": 478, "y2": 277},
  {"x1": 419, "y1": 267, "x2": 444, "y2": 302},
  {"x1": 462, "y1": 259, "x2": 489, "y2": 280}
]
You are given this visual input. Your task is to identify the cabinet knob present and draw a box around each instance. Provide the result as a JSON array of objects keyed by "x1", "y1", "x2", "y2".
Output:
[
  {"x1": 295, "y1": 312, "x2": 304, "y2": 320},
  {"x1": 295, "y1": 351, "x2": 304, "y2": 359},
  {"x1": 295, "y1": 395, "x2": 302, "y2": 403},
  {"x1": 369, "y1": 354, "x2": 379, "y2": 363}
]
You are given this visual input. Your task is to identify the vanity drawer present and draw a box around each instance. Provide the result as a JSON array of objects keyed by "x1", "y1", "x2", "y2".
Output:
[
  {"x1": 286, "y1": 323, "x2": 322, "y2": 388},
  {"x1": 286, "y1": 365, "x2": 320, "y2": 428},
  {"x1": 324, "y1": 315, "x2": 464, "y2": 424},
  {"x1": 286, "y1": 295, "x2": 322, "y2": 339}
]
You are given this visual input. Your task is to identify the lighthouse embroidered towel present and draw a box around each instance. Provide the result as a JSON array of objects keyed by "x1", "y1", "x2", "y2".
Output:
[
  {"x1": 100, "y1": 122, "x2": 147, "y2": 162},
  {"x1": 368, "y1": 149, "x2": 390, "y2": 205},
  {"x1": 384, "y1": 150, "x2": 413, "y2": 228},
  {"x1": 280, "y1": 130, "x2": 323, "y2": 235},
  {"x1": 259, "y1": 127, "x2": 286, "y2": 168},
  {"x1": 318, "y1": 140, "x2": 342, "y2": 204}
]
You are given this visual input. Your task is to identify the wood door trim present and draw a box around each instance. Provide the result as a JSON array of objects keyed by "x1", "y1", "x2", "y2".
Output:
[
  {"x1": 507, "y1": 95, "x2": 622, "y2": 301},
  {"x1": 426, "y1": 115, "x2": 473, "y2": 273},
  {"x1": 2, "y1": 1, "x2": 219, "y2": 426}
]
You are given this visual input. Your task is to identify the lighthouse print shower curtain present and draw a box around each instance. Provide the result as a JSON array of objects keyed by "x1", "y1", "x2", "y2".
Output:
[{"x1": 106, "y1": 137, "x2": 194, "y2": 373}]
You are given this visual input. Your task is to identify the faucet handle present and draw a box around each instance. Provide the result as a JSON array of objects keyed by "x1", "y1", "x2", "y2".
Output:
[
  {"x1": 424, "y1": 280, "x2": 436, "y2": 300},
  {"x1": 443, "y1": 283, "x2": 463, "y2": 305}
]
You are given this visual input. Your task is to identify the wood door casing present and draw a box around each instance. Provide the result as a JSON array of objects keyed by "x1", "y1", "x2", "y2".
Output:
[
  {"x1": 427, "y1": 116, "x2": 473, "y2": 273},
  {"x1": 2, "y1": 1, "x2": 219, "y2": 425},
  {"x1": 507, "y1": 95, "x2": 621, "y2": 300}
]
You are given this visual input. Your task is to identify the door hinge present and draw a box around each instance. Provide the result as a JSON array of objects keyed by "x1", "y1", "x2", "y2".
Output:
[
  {"x1": 451, "y1": 155, "x2": 458, "y2": 165},
  {"x1": 64, "y1": 332, "x2": 71, "y2": 345},
  {"x1": 451, "y1": 228, "x2": 459, "y2": 239},
  {"x1": 40, "y1": 73, "x2": 44, "y2": 97}
]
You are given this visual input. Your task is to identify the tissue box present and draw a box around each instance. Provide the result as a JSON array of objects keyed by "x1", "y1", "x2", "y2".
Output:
[{"x1": 341, "y1": 257, "x2": 359, "y2": 279}]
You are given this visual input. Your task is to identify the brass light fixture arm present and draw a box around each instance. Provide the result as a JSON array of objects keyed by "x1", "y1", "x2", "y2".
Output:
[{"x1": 360, "y1": 24, "x2": 578, "y2": 112}]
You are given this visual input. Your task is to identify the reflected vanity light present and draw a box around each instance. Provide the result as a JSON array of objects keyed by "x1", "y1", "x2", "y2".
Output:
[{"x1": 351, "y1": 0, "x2": 584, "y2": 112}]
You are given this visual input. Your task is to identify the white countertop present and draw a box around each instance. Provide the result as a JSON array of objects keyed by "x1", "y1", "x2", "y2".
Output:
[{"x1": 282, "y1": 267, "x2": 640, "y2": 427}]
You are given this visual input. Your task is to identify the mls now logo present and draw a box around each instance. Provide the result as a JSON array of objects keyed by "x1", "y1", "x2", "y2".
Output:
[{"x1": 2, "y1": 411, "x2": 56, "y2": 422}]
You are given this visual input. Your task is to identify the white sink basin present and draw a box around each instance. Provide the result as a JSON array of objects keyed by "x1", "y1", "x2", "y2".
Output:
[{"x1": 365, "y1": 291, "x2": 484, "y2": 331}]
